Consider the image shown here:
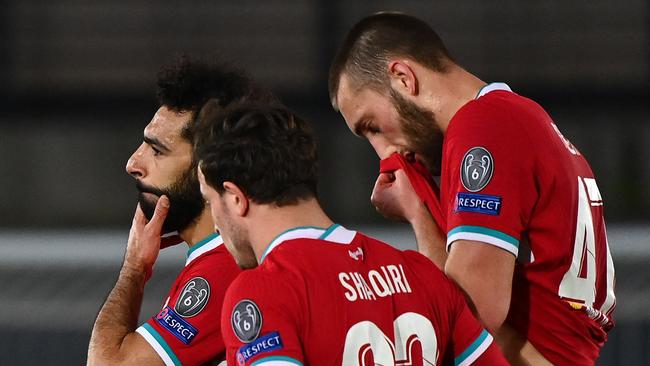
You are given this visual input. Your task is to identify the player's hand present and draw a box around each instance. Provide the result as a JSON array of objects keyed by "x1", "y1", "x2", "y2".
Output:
[
  {"x1": 124, "y1": 196, "x2": 170, "y2": 280},
  {"x1": 371, "y1": 169, "x2": 427, "y2": 223}
]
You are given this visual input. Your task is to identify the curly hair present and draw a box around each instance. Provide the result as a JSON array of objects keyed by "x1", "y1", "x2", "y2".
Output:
[
  {"x1": 156, "y1": 56, "x2": 279, "y2": 141},
  {"x1": 194, "y1": 103, "x2": 318, "y2": 206}
]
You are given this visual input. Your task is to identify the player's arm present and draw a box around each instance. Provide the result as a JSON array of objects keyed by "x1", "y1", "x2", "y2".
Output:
[
  {"x1": 87, "y1": 198, "x2": 169, "y2": 366},
  {"x1": 438, "y1": 263, "x2": 509, "y2": 366},
  {"x1": 442, "y1": 108, "x2": 552, "y2": 364},
  {"x1": 445, "y1": 240, "x2": 551, "y2": 366},
  {"x1": 445, "y1": 240, "x2": 514, "y2": 333},
  {"x1": 371, "y1": 170, "x2": 448, "y2": 268},
  {"x1": 494, "y1": 323, "x2": 553, "y2": 366}
]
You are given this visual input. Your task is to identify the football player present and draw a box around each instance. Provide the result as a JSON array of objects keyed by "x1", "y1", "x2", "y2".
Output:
[
  {"x1": 328, "y1": 12, "x2": 616, "y2": 365},
  {"x1": 194, "y1": 103, "x2": 508, "y2": 366}
]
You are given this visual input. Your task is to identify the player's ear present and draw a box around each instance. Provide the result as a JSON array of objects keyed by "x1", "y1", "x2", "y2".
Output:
[
  {"x1": 387, "y1": 59, "x2": 418, "y2": 96},
  {"x1": 222, "y1": 181, "x2": 249, "y2": 217}
]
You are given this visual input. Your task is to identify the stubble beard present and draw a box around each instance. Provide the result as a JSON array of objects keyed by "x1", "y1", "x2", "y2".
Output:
[
  {"x1": 390, "y1": 89, "x2": 444, "y2": 176},
  {"x1": 218, "y1": 202, "x2": 259, "y2": 270}
]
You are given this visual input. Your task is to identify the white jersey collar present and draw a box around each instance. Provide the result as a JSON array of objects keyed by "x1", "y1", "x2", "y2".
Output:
[
  {"x1": 260, "y1": 224, "x2": 357, "y2": 263},
  {"x1": 476, "y1": 82, "x2": 512, "y2": 99},
  {"x1": 185, "y1": 233, "x2": 224, "y2": 266}
]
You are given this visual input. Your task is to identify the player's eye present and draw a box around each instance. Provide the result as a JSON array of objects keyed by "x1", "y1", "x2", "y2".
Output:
[
  {"x1": 366, "y1": 121, "x2": 381, "y2": 135},
  {"x1": 151, "y1": 146, "x2": 163, "y2": 156}
]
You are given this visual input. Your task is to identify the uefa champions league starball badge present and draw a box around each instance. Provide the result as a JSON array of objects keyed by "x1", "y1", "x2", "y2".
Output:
[
  {"x1": 231, "y1": 299, "x2": 263, "y2": 343},
  {"x1": 461, "y1": 147, "x2": 494, "y2": 192},
  {"x1": 175, "y1": 277, "x2": 211, "y2": 317}
]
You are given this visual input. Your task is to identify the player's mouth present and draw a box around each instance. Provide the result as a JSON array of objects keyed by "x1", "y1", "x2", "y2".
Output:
[{"x1": 135, "y1": 180, "x2": 163, "y2": 196}]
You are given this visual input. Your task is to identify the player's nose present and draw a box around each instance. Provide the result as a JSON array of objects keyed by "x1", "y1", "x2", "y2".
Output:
[
  {"x1": 368, "y1": 136, "x2": 398, "y2": 159},
  {"x1": 126, "y1": 144, "x2": 145, "y2": 179}
]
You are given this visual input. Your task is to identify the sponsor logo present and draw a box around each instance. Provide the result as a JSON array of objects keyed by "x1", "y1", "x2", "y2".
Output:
[
  {"x1": 461, "y1": 147, "x2": 494, "y2": 192},
  {"x1": 236, "y1": 331, "x2": 283, "y2": 365},
  {"x1": 348, "y1": 247, "x2": 364, "y2": 261},
  {"x1": 175, "y1": 277, "x2": 210, "y2": 318},
  {"x1": 455, "y1": 192, "x2": 502, "y2": 215},
  {"x1": 155, "y1": 306, "x2": 198, "y2": 345},
  {"x1": 231, "y1": 299, "x2": 262, "y2": 343}
]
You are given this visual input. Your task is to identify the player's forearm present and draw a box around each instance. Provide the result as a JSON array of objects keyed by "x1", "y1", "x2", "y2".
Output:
[
  {"x1": 88, "y1": 262, "x2": 147, "y2": 365},
  {"x1": 494, "y1": 324, "x2": 553, "y2": 366},
  {"x1": 409, "y1": 208, "x2": 447, "y2": 269}
]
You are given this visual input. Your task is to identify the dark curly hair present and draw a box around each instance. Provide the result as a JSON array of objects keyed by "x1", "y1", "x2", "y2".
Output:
[
  {"x1": 194, "y1": 103, "x2": 318, "y2": 206},
  {"x1": 156, "y1": 56, "x2": 279, "y2": 141}
]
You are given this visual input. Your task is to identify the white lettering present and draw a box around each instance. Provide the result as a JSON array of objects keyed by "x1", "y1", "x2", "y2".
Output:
[
  {"x1": 387, "y1": 265, "x2": 408, "y2": 293},
  {"x1": 351, "y1": 272, "x2": 367, "y2": 300},
  {"x1": 368, "y1": 270, "x2": 392, "y2": 297},
  {"x1": 398, "y1": 265, "x2": 412, "y2": 293},
  {"x1": 380, "y1": 266, "x2": 396, "y2": 294},
  {"x1": 358, "y1": 274, "x2": 376, "y2": 300},
  {"x1": 340, "y1": 265, "x2": 413, "y2": 302},
  {"x1": 339, "y1": 272, "x2": 358, "y2": 301}
]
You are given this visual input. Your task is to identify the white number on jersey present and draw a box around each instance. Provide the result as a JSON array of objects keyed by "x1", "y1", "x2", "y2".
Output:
[
  {"x1": 559, "y1": 177, "x2": 615, "y2": 313},
  {"x1": 342, "y1": 312, "x2": 438, "y2": 366}
]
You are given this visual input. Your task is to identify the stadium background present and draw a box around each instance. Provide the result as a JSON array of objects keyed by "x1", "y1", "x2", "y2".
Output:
[{"x1": 0, "y1": 1, "x2": 647, "y2": 364}]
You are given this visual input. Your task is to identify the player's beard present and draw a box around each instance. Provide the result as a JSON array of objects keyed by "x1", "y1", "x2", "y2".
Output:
[
  {"x1": 136, "y1": 167, "x2": 205, "y2": 234},
  {"x1": 390, "y1": 89, "x2": 444, "y2": 176},
  {"x1": 217, "y1": 201, "x2": 258, "y2": 270}
]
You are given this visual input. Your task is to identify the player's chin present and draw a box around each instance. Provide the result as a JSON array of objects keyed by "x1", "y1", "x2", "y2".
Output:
[
  {"x1": 138, "y1": 192, "x2": 160, "y2": 219},
  {"x1": 233, "y1": 251, "x2": 258, "y2": 270}
]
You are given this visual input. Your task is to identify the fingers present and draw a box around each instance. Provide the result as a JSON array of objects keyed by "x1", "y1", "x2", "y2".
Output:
[
  {"x1": 375, "y1": 172, "x2": 396, "y2": 185},
  {"x1": 132, "y1": 204, "x2": 147, "y2": 228},
  {"x1": 148, "y1": 196, "x2": 170, "y2": 230},
  {"x1": 371, "y1": 172, "x2": 394, "y2": 201},
  {"x1": 393, "y1": 169, "x2": 411, "y2": 185}
]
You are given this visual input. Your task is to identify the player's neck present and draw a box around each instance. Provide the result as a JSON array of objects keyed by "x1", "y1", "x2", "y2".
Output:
[
  {"x1": 180, "y1": 210, "x2": 215, "y2": 247},
  {"x1": 249, "y1": 198, "x2": 334, "y2": 263},
  {"x1": 422, "y1": 65, "x2": 486, "y2": 134}
]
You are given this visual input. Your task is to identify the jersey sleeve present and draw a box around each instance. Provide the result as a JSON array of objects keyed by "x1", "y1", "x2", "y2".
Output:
[
  {"x1": 136, "y1": 253, "x2": 236, "y2": 366},
  {"x1": 449, "y1": 300, "x2": 500, "y2": 365},
  {"x1": 443, "y1": 99, "x2": 537, "y2": 257},
  {"x1": 444, "y1": 275, "x2": 506, "y2": 365},
  {"x1": 221, "y1": 270, "x2": 305, "y2": 366}
]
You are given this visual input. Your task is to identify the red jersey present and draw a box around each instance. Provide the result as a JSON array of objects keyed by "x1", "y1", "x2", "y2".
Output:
[
  {"x1": 442, "y1": 83, "x2": 616, "y2": 365},
  {"x1": 221, "y1": 225, "x2": 507, "y2": 366},
  {"x1": 136, "y1": 233, "x2": 241, "y2": 366}
]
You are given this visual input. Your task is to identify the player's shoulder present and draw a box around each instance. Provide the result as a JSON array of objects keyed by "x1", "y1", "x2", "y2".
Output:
[
  {"x1": 262, "y1": 224, "x2": 362, "y2": 265},
  {"x1": 400, "y1": 249, "x2": 447, "y2": 281},
  {"x1": 182, "y1": 238, "x2": 241, "y2": 286},
  {"x1": 451, "y1": 88, "x2": 546, "y2": 134},
  {"x1": 226, "y1": 262, "x2": 299, "y2": 300}
]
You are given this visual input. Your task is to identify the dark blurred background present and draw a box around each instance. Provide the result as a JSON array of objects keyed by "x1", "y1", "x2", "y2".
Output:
[{"x1": 0, "y1": 1, "x2": 647, "y2": 364}]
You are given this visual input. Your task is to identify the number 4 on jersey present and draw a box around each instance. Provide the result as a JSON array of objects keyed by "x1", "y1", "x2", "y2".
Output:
[{"x1": 559, "y1": 177, "x2": 615, "y2": 317}]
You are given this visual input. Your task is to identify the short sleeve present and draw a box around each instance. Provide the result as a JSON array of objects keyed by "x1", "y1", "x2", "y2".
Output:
[
  {"x1": 221, "y1": 270, "x2": 305, "y2": 366},
  {"x1": 443, "y1": 98, "x2": 538, "y2": 257},
  {"x1": 435, "y1": 272, "x2": 495, "y2": 366},
  {"x1": 450, "y1": 301, "x2": 495, "y2": 365},
  {"x1": 136, "y1": 251, "x2": 239, "y2": 366}
]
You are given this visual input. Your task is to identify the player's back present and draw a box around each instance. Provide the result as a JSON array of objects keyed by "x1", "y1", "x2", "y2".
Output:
[
  {"x1": 443, "y1": 85, "x2": 616, "y2": 364},
  {"x1": 222, "y1": 225, "x2": 501, "y2": 366}
]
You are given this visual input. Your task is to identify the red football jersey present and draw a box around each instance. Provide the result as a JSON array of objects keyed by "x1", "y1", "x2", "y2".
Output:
[
  {"x1": 221, "y1": 225, "x2": 507, "y2": 366},
  {"x1": 442, "y1": 83, "x2": 616, "y2": 365},
  {"x1": 136, "y1": 233, "x2": 241, "y2": 366}
]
